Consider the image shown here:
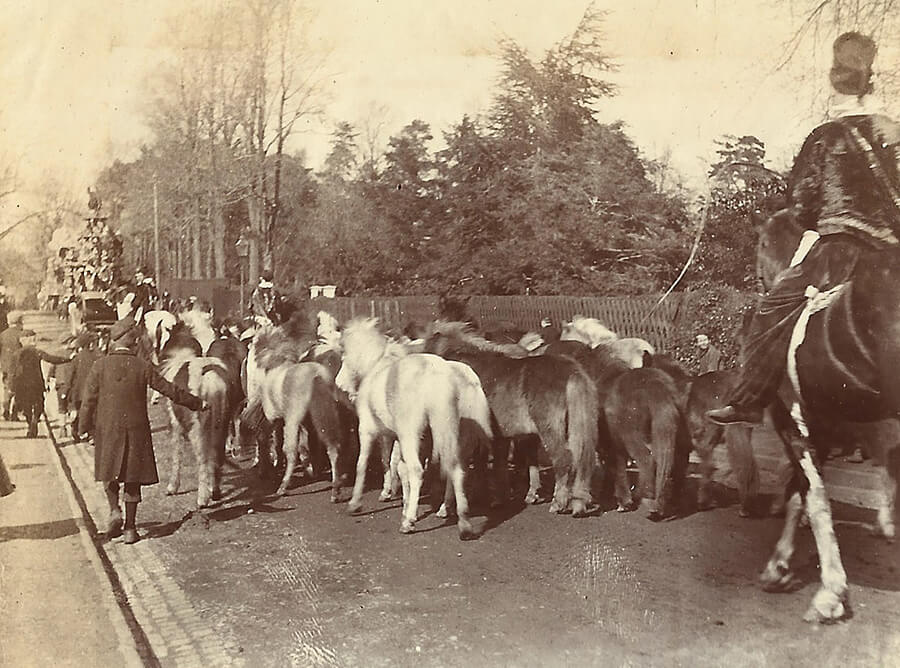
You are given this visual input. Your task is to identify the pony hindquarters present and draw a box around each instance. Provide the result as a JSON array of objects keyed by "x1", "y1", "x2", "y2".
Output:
[
  {"x1": 605, "y1": 368, "x2": 691, "y2": 520},
  {"x1": 261, "y1": 362, "x2": 331, "y2": 496},
  {"x1": 164, "y1": 357, "x2": 231, "y2": 508},
  {"x1": 349, "y1": 353, "x2": 477, "y2": 540},
  {"x1": 304, "y1": 374, "x2": 354, "y2": 503}
]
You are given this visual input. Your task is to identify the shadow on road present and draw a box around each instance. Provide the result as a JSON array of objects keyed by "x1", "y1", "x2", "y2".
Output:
[{"x1": 0, "y1": 518, "x2": 79, "y2": 542}]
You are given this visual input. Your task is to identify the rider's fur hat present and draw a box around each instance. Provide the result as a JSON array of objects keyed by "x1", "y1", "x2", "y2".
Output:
[{"x1": 830, "y1": 31, "x2": 876, "y2": 96}]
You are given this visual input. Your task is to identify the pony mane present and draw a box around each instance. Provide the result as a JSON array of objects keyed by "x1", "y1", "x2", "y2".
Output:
[
  {"x1": 159, "y1": 347, "x2": 197, "y2": 381},
  {"x1": 428, "y1": 320, "x2": 530, "y2": 358},
  {"x1": 254, "y1": 326, "x2": 313, "y2": 370},
  {"x1": 561, "y1": 316, "x2": 618, "y2": 348}
]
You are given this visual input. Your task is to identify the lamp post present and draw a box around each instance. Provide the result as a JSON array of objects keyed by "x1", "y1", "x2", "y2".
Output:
[{"x1": 235, "y1": 233, "x2": 249, "y2": 316}]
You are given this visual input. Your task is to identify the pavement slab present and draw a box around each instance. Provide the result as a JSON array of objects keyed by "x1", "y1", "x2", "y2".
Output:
[{"x1": 0, "y1": 421, "x2": 141, "y2": 667}]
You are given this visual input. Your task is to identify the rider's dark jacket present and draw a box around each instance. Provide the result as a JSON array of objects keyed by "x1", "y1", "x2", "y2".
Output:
[
  {"x1": 726, "y1": 109, "x2": 900, "y2": 408},
  {"x1": 790, "y1": 113, "x2": 900, "y2": 246}
]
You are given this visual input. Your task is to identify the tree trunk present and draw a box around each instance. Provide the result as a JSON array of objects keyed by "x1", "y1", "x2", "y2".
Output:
[{"x1": 192, "y1": 199, "x2": 202, "y2": 280}]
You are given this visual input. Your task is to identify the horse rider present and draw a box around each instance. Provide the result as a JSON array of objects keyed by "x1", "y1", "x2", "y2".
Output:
[
  {"x1": 13, "y1": 330, "x2": 74, "y2": 438},
  {"x1": 130, "y1": 268, "x2": 157, "y2": 316},
  {"x1": 0, "y1": 311, "x2": 25, "y2": 421},
  {"x1": 709, "y1": 31, "x2": 900, "y2": 425},
  {"x1": 250, "y1": 270, "x2": 283, "y2": 326},
  {"x1": 78, "y1": 317, "x2": 206, "y2": 544}
]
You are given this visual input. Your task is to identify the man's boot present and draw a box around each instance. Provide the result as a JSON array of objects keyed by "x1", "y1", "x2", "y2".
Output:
[
  {"x1": 123, "y1": 502, "x2": 139, "y2": 544},
  {"x1": 105, "y1": 484, "x2": 123, "y2": 539},
  {"x1": 706, "y1": 404, "x2": 764, "y2": 426}
]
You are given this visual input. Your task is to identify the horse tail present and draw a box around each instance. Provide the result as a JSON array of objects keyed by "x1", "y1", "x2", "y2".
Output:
[
  {"x1": 566, "y1": 367, "x2": 599, "y2": 506},
  {"x1": 199, "y1": 365, "x2": 231, "y2": 461},
  {"x1": 648, "y1": 377, "x2": 691, "y2": 518}
]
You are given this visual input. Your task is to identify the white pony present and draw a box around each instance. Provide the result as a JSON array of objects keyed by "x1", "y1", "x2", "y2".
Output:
[
  {"x1": 244, "y1": 325, "x2": 348, "y2": 500},
  {"x1": 336, "y1": 318, "x2": 492, "y2": 539},
  {"x1": 143, "y1": 310, "x2": 177, "y2": 361},
  {"x1": 161, "y1": 350, "x2": 232, "y2": 508},
  {"x1": 388, "y1": 359, "x2": 495, "y2": 519},
  {"x1": 179, "y1": 308, "x2": 217, "y2": 354},
  {"x1": 560, "y1": 316, "x2": 655, "y2": 369}
]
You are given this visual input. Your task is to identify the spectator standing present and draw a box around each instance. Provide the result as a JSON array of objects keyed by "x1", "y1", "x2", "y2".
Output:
[
  {"x1": 13, "y1": 330, "x2": 73, "y2": 438},
  {"x1": 695, "y1": 334, "x2": 723, "y2": 373},
  {"x1": 0, "y1": 312, "x2": 25, "y2": 420}
]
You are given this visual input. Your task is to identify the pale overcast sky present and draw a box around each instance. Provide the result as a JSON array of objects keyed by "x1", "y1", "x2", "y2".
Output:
[{"x1": 1, "y1": 0, "x2": 895, "y2": 214}]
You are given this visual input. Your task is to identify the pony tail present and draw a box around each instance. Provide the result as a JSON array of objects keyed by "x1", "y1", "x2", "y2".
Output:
[
  {"x1": 566, "y1": 368, "x2": 600, "y2": 504},
  {"x1": 200, "y1": 367, "x2": 230, "y2": 462}
]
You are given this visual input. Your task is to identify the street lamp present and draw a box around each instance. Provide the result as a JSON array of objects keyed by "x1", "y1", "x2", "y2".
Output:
[{"x1": 235, "y1": 233, "x2": 249, "y2": 316}]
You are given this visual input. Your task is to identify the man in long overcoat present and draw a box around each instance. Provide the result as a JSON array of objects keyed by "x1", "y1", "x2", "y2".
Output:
[
  {"x1": 79, "y1": 317, "x2": 204, "y2": 544},
  {"x1": 0, "y1": 312, "x2": 25, "y2": 420}
]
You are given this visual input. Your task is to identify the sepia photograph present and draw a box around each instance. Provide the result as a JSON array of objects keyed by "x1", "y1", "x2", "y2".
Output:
[{"x1": 1, "y1": 1, "x2": 900, "y2": 665}]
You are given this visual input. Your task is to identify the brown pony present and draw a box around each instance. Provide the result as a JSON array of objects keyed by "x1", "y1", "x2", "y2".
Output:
[
  {"x1": 648, "y1": 354, "x2": 760, "y2": 517},
  {"x1": 603, "y1": 366, "x2": 692, "y2": 520},
  {"x1": 754, "y1": 209, "x2": 900, "y2": 622},
  {"x1": 423, "y1": 322, "x2": 599, "y2": 516}
]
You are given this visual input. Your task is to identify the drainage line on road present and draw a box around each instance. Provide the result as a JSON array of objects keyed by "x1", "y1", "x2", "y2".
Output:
[{"x1": 44, "y1": 414, "x2": 163, "y2": 668}]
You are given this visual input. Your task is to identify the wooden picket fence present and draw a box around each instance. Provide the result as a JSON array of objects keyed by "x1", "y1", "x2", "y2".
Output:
[
  {"x1": 310, "y1": 294, "x2": 688, "y2": 351},
  {"x1": 309, "y1": 296, "x2": 441, "y2": 331}
]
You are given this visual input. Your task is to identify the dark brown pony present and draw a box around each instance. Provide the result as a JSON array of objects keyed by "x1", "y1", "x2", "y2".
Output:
[
  {"x1": 648, "y1": 354, "x2": 760, "y2": 517},
  {"x1": 603, "y1": 366, "x2": 692, "y2": 520},
  {"x1": 754, "y1": 210, "x2": 900, "y2": 622},
  {"x1": 543, "y1": 341, "x2": 691, "y2": 519},
  {"x1": 423, "y1": 322, "x2": 600, "y2": 516}
]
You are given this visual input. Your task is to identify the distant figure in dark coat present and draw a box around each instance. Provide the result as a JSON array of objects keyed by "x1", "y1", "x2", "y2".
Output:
[
  {"x1": 0, "y1": 312, "x2": 25, "y2": 420},
  {"x1": 13, "y1": 331, "x2": 73, "y2": 438},
  {"x1": 0, "y1": 288, "x2": 9, "y2": 333},
  {"x1": 79, "y1": 317, "x2": 204, "y2": 544},
  {"x1": 68, "y1": 333, "x2": 104, "y2": 440},
  {"x1": 695, "y1": 334, "x2": 723, "y2": 374}
]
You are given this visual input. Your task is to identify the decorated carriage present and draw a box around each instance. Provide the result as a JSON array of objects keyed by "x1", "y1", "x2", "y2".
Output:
[{"x1": 41, "y1": 191, "x2": 123, "y2": 333}]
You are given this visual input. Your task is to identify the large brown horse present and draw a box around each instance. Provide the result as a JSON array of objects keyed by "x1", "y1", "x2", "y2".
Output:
[
  {"x1": 754, "y1": 210, "x2": 900, "y2": 622},
  {"x1": 423, "y1": 322, "x2": 600, "y2": 516}
]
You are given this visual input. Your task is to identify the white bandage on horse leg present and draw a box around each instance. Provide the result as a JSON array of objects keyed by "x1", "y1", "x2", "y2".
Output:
[{"x1": 798, "y1": 450, "x2": 848, "y2": 620}]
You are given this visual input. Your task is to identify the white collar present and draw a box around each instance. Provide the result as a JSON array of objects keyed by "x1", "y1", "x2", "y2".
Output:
[{"x1": 828, "y1": 93, "x2": 883, "y2": 120}]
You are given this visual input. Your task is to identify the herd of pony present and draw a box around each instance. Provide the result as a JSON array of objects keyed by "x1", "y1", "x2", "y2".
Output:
[{"x1": 114, "y1": 211, "x2": 900, "y2": 625}]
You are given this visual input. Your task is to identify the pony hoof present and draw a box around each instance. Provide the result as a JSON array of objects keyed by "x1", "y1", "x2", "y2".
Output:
[
  {"x1": 548, "y1": 500, "x2": 566, "y2": 514},
  {"x1": 870, "y1": 522, "x2": 896, "y2": 541},
  {"x1": 738, "y1": 507, "x2": 752, "y2": 519},
  {"x1": 616, "y1": 503, "x2": 631, "y2": 513},
  {"x1": 571, "y1": 502, "x2": 598, "y2": 518},
  {"x1": 458, "y1": 524, "x2": 477, "y2": 541},
  {"x1": 759, "y1": 561, "x2": 796, "y2": 592},
  {"x1": 399, "y1": 520, "x2": 415, "y2": 534},
  {"x1": 275, "y1": 485, "x2": 287, "y2": 497},
  {"x1": 803, "y1": 588, "x2": 848, "y2": 623},
  {"x1": 378, "y1": 491, "x2": 392, "y2": 502},
  {"x1": 330, "y1": 493, "x2": 341, "y2": 504},
  {"x1": 436, "y1": 504, "x2": 449, "y2": 519},
  {"x1": 347, "y1": 500, "x2": 362, "y2": 514},
  {"x1": 524, "y1": 491, "x2": 540, "y2": 504},
  {"x1": 165, "y1": 486, "x2": 177, "y2": 496}
]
